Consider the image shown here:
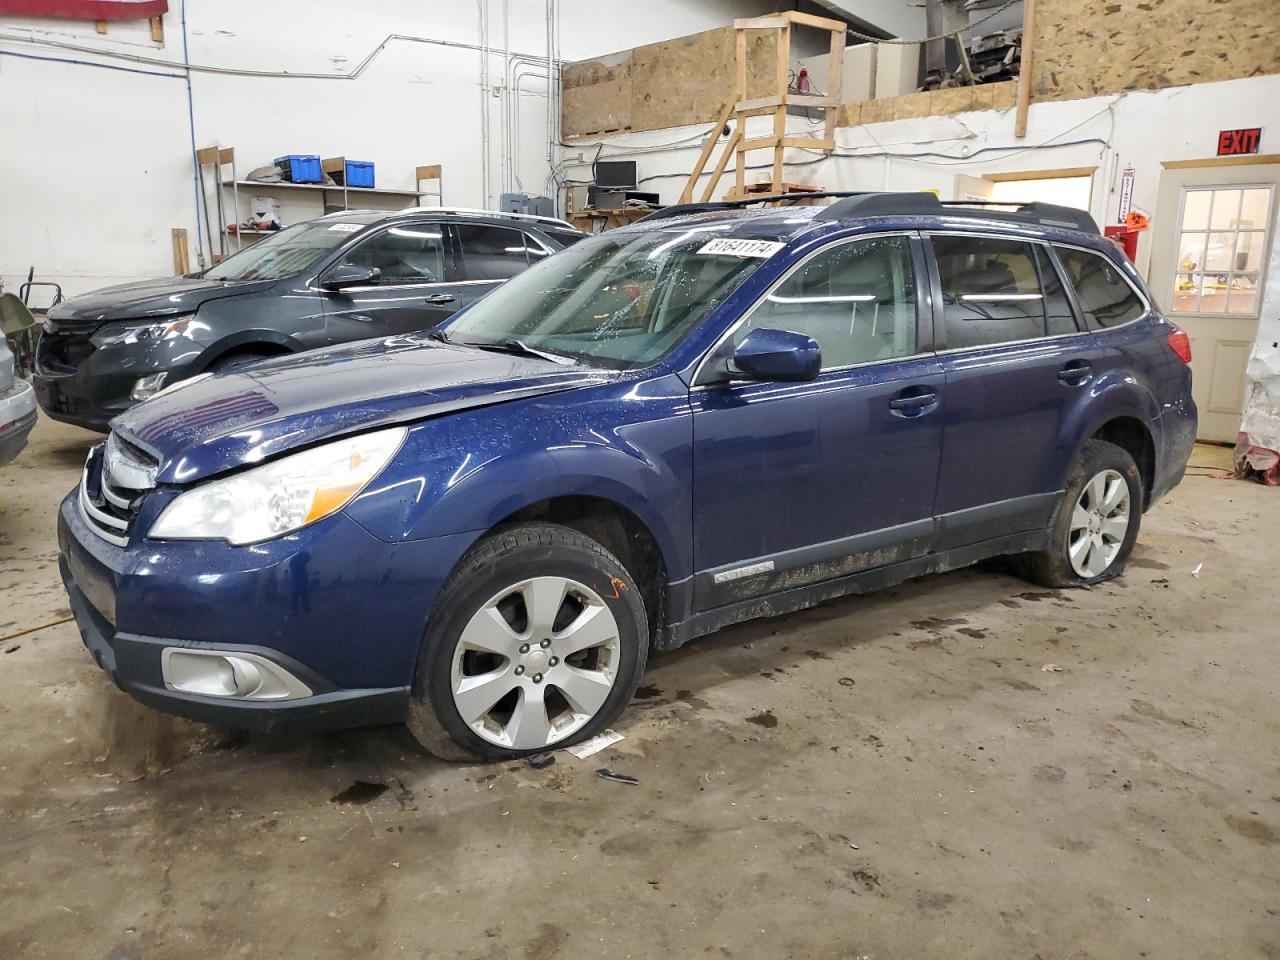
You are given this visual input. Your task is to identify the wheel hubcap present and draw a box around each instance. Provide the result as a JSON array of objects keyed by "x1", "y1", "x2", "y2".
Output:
[
  {"x1": 450, "y1": 576, "x2": 621, "y2": 750},
  {"x1": 1068, "y1": 468, "x2": 1131, "y2": 578}
]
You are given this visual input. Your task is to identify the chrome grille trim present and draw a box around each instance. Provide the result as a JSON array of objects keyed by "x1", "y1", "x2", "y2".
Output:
[
  {"x1": 104, "y1": 432, "x2": 158, "y2": 491},
  {"x1": 77, "y1": 435, "x2": 154, "y2": 547},
  {"x1": 79, "y1": 468, "x2": 130, "y2": 547},
  {"x1": 99, "y1": 474, "x2": 135, "y2": 510}
]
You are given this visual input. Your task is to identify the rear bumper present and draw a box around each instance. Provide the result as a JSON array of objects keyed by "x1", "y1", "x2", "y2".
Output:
[
  {"x1": 1151, "y1": 395, "x2": 1198, "y2": 505},
  {"x1": 0, "y1": 379, "x2": 38, "y2": 465}
]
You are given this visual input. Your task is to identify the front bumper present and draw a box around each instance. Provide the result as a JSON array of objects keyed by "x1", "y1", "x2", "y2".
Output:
[
  {"x1": 61, "y1": 554, "x2": 410, "y2": 731},
  {"x1": 0, "y1": 378, "x2": 38, "y2": 465},
  {"x1": 57, "y1": 488, "x2": 478, "y2": 733},
  {"x1": 34, "y1": 333, "x2": 207, "y2": 432}
]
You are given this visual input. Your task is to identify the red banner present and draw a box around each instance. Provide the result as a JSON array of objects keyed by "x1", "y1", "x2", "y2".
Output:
[{"x1": 0, "y1": 0, "x2": 167, "y2": 19}]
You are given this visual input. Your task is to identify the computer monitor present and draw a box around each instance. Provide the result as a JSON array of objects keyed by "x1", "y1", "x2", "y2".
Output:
[{"x1": 595, "y1": 160, "x2": 637, "y2": 189}]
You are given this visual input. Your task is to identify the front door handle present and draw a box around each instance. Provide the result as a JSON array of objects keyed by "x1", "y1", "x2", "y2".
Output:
[
  {"x1": 426, "y1": 293, "x2": 456, "y2": 305},
  {"x1": 1058, "y1": 360, "x2": 1093, "y2": 386},
  {"x1": 888, "y1": 387, "x2": 940, "y2": 418}
]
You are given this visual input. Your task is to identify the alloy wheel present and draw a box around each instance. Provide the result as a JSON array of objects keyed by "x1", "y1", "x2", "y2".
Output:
[
  {"x1": 1068, "y1": 468, "x2": 1131, "y2": 578},
  {"x1": 450, "y1": 576, "x2": 621, "y2": 749}
]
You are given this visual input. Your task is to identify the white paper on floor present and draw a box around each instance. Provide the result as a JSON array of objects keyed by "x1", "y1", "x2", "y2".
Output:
[{"x1": 563, "y1": 729, "x2": 624, "y2": 758}]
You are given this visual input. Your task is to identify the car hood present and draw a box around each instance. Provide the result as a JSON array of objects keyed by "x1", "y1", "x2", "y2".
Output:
[
  {"x1": 111, "y1": 336, "x2": 616, "y2": 484},
  {"x1": 46, "y1": 276, "x2": 272, "y2": 326}
]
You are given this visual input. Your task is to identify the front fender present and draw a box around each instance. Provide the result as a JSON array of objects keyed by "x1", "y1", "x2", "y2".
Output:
[
  {"x1": 199, "y1": 329, "x2": 307, "y2": 369},
  {"x1": 343, "y1": 377, "x2": 694, "y2": 583}
]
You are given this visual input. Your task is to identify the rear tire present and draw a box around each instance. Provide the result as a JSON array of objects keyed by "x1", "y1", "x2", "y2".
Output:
[
  {"x1": 1020, "y1": 439, "x2": 1143, "y2": 588},
  {"x1": 406, "y1": 522, "x2": 649, "y2": 762}
]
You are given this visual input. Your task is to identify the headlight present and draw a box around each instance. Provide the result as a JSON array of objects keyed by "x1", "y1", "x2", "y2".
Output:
[
  {"x1": 91, "y1": 315, "x2": 202, "y2": 347},
  {"x1": 149, "y1": 427, "x2": 407, "y2": 545}
]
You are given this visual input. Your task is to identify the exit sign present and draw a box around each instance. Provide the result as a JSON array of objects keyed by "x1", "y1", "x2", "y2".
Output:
[{"x1": 1217, "y1": 128, "x2": 1262, "y2": 156}]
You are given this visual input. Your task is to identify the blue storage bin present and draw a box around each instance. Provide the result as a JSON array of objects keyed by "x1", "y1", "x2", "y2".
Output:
[
  {"x1": 274, "y1": 154, "x2": 322, "y2": 184},
  {"x1": 344, "y1": 160, "x2": 375, "y2": 189}
]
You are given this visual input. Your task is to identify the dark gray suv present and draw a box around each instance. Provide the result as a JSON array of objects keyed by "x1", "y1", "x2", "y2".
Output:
[{"x1": 34, "y1": 208, "x2": 586, "y2": 431}]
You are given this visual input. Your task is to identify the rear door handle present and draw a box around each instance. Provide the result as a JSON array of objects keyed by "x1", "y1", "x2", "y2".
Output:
[
  {"x1": 426, "y1": 293, "x2": 456, "y2": 305},
  {"x1": 888, "y1": 388, "x2": 940, "y2": 417},
  {"x1": 1058, "y1": 360, "x2": 1093, "y2": 386}
]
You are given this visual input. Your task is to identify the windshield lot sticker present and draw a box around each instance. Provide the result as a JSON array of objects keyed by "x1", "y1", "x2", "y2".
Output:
[
  {"x1": 327, "y1": 223, "x2": 362, "y2": 233},
  {"x1": 697, "y1": 238, "x2": 785, "y2": 258}
]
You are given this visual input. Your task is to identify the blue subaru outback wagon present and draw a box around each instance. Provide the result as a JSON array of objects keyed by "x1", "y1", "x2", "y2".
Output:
[{"x1": 58, "y1": 192, "x2": 1197, "y2": 760}]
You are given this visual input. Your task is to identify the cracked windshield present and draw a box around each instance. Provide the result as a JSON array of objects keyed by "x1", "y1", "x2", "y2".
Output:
[{"x1": 442, "y1": 227, "x2": 774, "y2": 369}]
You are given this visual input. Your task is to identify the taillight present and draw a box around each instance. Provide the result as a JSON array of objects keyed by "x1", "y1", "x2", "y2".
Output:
[{"x1": 1167, "y1": 325, "x2": 1192, "y2": 364}]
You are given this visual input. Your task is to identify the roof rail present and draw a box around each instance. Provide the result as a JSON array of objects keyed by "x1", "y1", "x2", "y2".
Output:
[
  {"x1": 977, "y1": 201, "x2": 1101, "y2": 234},
  {"x1": 643, "y1": 191, "x2": 1099, "y2": 235},
  {"x1": 815, "y1": 193, "x2": 1100, "y2": 234},
  {"x1": 395, "y1": 205, "x2": 579, "y2": 230},
  {"x1": 637, "y1": 191, "x2": 875, "y2": 224}
]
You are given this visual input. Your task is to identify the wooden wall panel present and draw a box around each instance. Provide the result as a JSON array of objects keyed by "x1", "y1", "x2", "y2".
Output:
[
  {"x1": 562, "y1": 26, "x2": 776, "y2": 139},
  {"x1": 562, "y1": 0, "x2": 1280, "y2": 138},
  {"x1": 630, "y1": 27, "x2": 777, "y2": 133},
  {"x1": 561, "y1": 57, "x2": 633, "y2": 136},
  {"x1": 1033, "y1": 0, "x2": 1279, "y2": 101}
]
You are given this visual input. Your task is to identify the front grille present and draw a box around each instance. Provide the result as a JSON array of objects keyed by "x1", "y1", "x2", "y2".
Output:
[
  {"x1": 78, "y1": 433, "x2": 158, "y2": 546},
  {"x1": 45, "y1": 315, "x2": 104, "y2": 335},
  {"x1": 37, "y1": 332, "x2": 96, "y2": 375}
]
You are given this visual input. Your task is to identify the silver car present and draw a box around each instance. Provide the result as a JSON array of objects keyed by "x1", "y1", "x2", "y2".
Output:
[{"x1": 0, "y1": 338, "x2": 37, "y2": 466}]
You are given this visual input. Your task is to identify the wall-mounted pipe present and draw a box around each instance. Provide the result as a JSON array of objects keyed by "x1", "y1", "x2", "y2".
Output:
[
  {"x1": 179, "y1": 0, "x2": 206, "y2": 270},
  {"x1": 2, "y1": 12, "x2": 567, "y2": 214},
  {"x1": 0, "y1": 28, "x2": 544, "y2": 80}
]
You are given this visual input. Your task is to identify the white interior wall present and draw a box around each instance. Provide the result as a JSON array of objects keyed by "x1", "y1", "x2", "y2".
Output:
[
  {"x1": 561, "y1": 73, "x2": 1278, "y2": 333},
  {"x1": 0, "y1": 0, "x2": 776, "y2": 298}
]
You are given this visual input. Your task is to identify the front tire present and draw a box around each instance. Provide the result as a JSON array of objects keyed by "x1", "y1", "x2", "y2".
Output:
[
  {"x1": 209, "y1": 350, "x2": 278, "y2": 373},
  {"x1": 1021, "y1": 439, "x2": 1143, "y2": 588},
  {"x1": 406, "y1": 523, "x2": 649, "y2": 762}
]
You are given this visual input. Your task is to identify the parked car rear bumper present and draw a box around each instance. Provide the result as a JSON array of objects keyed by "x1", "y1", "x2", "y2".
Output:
[{"x1": 0, "y1": 378, "x2": 37, "y2": 466}]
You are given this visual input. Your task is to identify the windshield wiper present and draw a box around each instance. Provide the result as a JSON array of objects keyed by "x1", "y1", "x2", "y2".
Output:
[
  {"x1": 427, "y1": 328, "x2": 452, "y2": 343},
  {"x1": 468, "y1": 338, "x2": 575, "y2": 365}
]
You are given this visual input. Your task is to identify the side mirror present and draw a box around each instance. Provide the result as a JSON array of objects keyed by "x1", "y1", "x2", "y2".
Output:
[
  {"x1": 320, "y1": 264, "x2": 380, "y2": 291},
  {"x1": 729, "y1": 328, "x2": 821, "y2": 382}
]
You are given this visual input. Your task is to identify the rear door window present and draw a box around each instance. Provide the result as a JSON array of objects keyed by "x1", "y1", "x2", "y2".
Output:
[
  {"x1": 1038, "y1": 246, "x2": 1079, "y2": 337},
  {"x1": 1055, "y1": 246, "x2": 1147, "y2": 329},
  {"x1": 541, "y1": 228, "x2": 588, "y2": 249},
  {"x1": 933, "y1": 236, "x2": 1080, "y2": 349},
  {"x1": 455, "y1": 224, "x2": 533, "y2": 281}
]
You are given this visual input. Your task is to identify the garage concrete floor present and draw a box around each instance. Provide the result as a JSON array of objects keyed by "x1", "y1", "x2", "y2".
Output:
[{"x1": 2, "y1": 418, "x2": 1277, "y2": 959}]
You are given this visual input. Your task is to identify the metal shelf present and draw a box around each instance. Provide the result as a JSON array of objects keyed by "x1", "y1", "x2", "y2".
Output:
[
  {"x1": 197, "y1": 146, "x2": 444, "y2": 262},
  {"x1": 223, "y1": 179, "x2": 426, "y2": 198}
]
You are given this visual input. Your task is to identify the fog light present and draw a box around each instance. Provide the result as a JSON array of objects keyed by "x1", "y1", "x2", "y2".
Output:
[
  {"x1": 161, "y1": 648, "x2": 312, "y2": 700},
  {"x1": 131, "y1": 373, "x2": 169, "y2": 401}
]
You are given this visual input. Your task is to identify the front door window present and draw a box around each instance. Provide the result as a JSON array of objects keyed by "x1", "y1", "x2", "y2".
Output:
[
  {"x1": 1170, "y1": 185, "x2": 1273, "y2": 317},
  {"x1": 342, "y1": 225, "x2": 446, "y2": 285}
]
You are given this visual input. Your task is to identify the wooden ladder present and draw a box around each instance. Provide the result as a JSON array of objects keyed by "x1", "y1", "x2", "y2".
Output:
[{"x1": 678, "y1": 11, "x2": 846, "y2": 205}]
